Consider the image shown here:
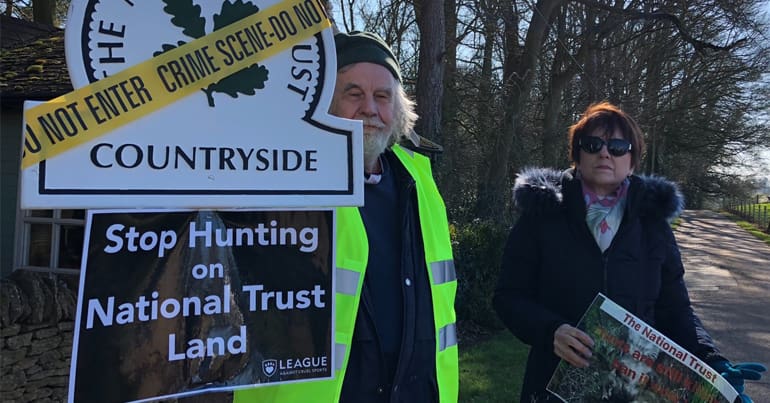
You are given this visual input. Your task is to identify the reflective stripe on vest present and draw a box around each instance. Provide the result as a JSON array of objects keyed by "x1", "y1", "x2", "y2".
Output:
[
  {"x1": 431, "y1": 259, "x2": 456, "y2": 285},
  {"x1": 334, "y1": 343, "x2": 347, "y2": 372},
  {"x1": 233, "y1": 146, "x2": 457, "y2": 402},
  {"x1": 439, "y1": 323, "x2": 458, "y2": 352},
  {"x1": 336, "y1": 267, "x2": 361, "y2": 297}
]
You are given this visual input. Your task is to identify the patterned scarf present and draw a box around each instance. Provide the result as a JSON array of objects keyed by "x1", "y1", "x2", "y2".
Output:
[{"x1": 582, "y1": 178, "x2": 630, "y2": 252}]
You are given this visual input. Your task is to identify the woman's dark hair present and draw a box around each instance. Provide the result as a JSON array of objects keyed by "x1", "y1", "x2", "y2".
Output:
[{"x1": 568, "y1": 102, "x2": 645, "y2": 171}]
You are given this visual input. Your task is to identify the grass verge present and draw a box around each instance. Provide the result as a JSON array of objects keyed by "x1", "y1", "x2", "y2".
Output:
[
  {"x1": 720, "y1": 211, "x2": 770, "y2": 246},
  {"x1": 459, "y1": 331, "x2": 529, "y2": 402}
]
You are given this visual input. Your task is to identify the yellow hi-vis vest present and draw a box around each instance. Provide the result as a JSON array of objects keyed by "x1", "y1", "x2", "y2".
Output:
[{"x1": 233, "y1": 145, "x2": 458, "y2": 402}]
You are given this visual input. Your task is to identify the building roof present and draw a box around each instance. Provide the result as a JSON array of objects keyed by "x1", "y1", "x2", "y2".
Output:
[
  {"x1": 1, "y1": 15, "x2": 60, "y2": 49},
  {"x1": 0, "y1": 16, "x2": 72, "y2": 105}
]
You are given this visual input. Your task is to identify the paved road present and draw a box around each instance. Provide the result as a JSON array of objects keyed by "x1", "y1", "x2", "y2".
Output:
[{"x1": 676, "y1": 210, "x2": 770, "y2": 402}]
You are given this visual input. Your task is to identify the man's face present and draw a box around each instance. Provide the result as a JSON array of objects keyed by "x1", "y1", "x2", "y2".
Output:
[{"x1": 330, "y1": 62, "x2": 396, "y2": 161}]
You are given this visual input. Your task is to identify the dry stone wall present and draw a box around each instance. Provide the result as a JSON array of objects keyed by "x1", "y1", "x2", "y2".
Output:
[
  {"x1": 0, "y1": 271, "x2": 232, "y2": 403},
  {"x1": 0, "y1": 271, "x2": 77, "y2": 403}
]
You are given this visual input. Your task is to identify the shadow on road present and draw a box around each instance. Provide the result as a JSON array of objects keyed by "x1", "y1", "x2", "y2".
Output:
[{"x1": 676, "y1": 210, "x2": 770, "y2": 401}]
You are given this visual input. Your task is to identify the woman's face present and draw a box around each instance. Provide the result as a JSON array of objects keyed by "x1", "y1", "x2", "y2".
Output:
[{"x1": 576, "y1": 129, "x2": 633, "y2": 195}]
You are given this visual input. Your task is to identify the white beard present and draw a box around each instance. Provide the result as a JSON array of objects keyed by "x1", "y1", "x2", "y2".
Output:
[
  {"x1": 364, "y1": 130, "x2": 391, "y2": 168},
  {"x1": 361, "y1": 117, "x2": 393, "y2": 171}
]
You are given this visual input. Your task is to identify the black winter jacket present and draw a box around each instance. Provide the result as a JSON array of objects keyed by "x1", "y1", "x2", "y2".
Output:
[
  {"x1": 340, "y1": 149, "x2": 439, "y2": 403},
  {"x1": 493, "y1": 168, "x2": 724, "y2": 402}
]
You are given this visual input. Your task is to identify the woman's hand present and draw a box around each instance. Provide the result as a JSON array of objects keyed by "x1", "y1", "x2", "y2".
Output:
[{"x1": 554, "y1": 324, "x2": 594, "y2": 368}]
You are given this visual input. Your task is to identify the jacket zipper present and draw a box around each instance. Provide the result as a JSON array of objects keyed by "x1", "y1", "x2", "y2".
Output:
[
  {"x1": 390, "y1": 178, "x2": 417, "y2": 401},
  {"x1": 601, "y1": 214, "x2": 633, "y2": 295}
]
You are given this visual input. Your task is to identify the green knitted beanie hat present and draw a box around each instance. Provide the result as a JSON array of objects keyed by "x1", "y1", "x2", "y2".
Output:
[{"x1": 334, "y1": 31, "x2": 401, "y2": 82}]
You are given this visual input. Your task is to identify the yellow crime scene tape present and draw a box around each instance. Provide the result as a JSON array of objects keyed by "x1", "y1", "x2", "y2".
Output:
[{"x1": 21, "y1": 0, "x2": 331, "y2": 169}]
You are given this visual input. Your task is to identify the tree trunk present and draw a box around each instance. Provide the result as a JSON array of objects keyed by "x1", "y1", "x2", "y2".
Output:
[
  {"x1": 32, "y1": 0, "x2": 55, "y2": 26},
  {"x1": 542, "y1": 4, "x2": 594, "y2": 168},
  {"x1": 475, "y1": 0, "x2": 566, "y2": 219},
  {"x1": 413, "y1": 0, "x2": 446, "y2": 145},
  {"x1": 541, "y1": 7, "x2": 568, "y2": 168},
  {"x1": 436, "y1": 0, "x2": 459, "y2": 208}
]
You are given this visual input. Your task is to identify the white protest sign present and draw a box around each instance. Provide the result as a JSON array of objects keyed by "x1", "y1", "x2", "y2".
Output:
[{"x1": 20, "y1": 0, "x2": 363, "y2": 209}]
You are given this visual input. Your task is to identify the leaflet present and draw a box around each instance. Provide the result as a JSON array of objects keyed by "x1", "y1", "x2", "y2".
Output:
[{"x1": 547, "y1": 293, "x2": 738, "y2": 403}]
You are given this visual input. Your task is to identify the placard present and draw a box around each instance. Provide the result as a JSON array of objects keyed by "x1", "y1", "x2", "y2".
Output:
[
  {"x1": 69, "y1": 209, "x2": 334, "y2": 402},
  {"x1": 547, "y1": 294, "x2": 738, "y2": 403}
]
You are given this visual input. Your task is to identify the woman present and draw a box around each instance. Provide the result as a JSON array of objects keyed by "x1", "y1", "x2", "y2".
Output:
[{"x1": 493, "y1": 102, "x2": 763, "y2": 402}]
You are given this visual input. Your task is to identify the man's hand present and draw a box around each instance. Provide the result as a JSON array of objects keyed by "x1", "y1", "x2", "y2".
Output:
[{"x1": 553, "y1": 324, "x2": 594, "y2": 368}]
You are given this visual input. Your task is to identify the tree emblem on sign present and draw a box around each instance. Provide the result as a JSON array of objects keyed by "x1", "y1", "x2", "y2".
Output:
[{"x1": 155, "y1": 0, "x2": 270, "y2": 107}]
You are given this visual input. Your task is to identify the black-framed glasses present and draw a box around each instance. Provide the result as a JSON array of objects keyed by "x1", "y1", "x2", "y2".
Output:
[{"x1": 579, "y1": 136, "x2": 632, "y2": 157}]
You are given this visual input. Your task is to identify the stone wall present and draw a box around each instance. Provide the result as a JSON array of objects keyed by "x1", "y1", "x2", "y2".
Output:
[
  {"x1": 0, "y1": 271, "x2": 233, "y2": 403},
  {"x1": 0, "y1": 266, "x2": 329, "y2": 403},
  {"x1": 0, "y1": 271, "x2": 78, "y2": 403}
]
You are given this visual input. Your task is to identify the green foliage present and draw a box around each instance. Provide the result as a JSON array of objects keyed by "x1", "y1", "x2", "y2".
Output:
[
  {"x1": 451, "y1": 219, "x2": 509, "y2": 328},
  {"x1": 458, "y1": 331, "x2": 528, "y2": 402}
]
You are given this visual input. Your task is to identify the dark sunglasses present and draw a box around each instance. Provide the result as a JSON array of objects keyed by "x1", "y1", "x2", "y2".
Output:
[{"x1": 579, "y1": 136, "x2": 632, "y2": 157}]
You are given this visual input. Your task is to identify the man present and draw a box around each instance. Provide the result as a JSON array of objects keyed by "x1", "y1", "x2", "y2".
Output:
[{"x1": 234, "y1": 31, "x2": 458, "y2": 402}]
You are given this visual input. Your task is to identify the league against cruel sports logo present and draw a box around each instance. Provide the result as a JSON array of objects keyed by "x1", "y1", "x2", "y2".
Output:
[{"x1": 262, "y1": 359, "x2": 278, "y2": 377}]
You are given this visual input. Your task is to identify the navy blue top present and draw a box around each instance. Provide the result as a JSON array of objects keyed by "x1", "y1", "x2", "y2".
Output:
[{"x1": 359, "y1": 156, "x2": 403, "y2": 362}]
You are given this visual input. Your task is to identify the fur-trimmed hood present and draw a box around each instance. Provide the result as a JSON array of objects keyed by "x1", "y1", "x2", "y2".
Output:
[{"x1": 513, "y1": 167, "x2": 684, "y2": 220}]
